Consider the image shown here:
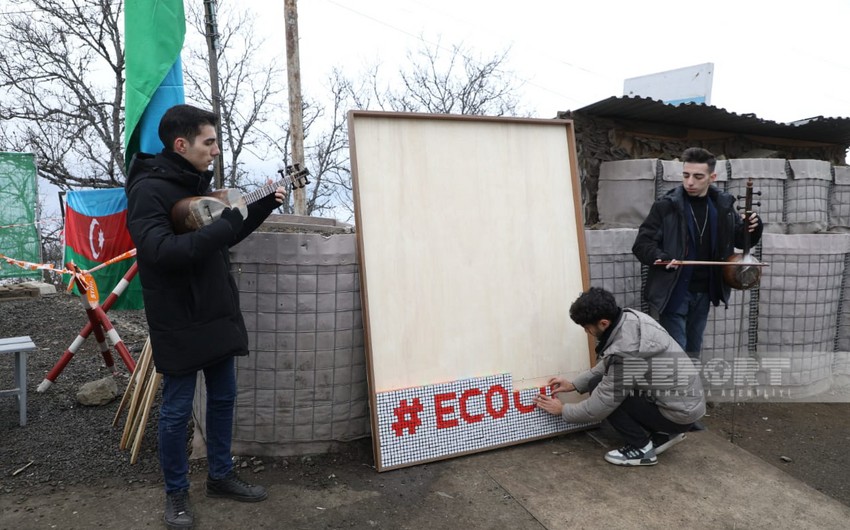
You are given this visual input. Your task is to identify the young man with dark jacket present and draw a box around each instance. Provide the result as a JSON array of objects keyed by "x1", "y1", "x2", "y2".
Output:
[
  {"x1": 632, "y1": 147, "x2": 762, "y2": 358},
  {"x1": 534, "y1": 287, "x2": 705, "y2": 466},
  {"x1": 125, "y1": 104, "x2": 285, "y2": 529}
]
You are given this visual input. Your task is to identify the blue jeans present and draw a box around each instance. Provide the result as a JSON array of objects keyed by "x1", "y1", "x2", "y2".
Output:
[
  {"x1": 660, "y1": 290, "x2": 710, "y2": 360},
  {"x1": 159, "y1": 356, "x2": 236, "y2": 493}
]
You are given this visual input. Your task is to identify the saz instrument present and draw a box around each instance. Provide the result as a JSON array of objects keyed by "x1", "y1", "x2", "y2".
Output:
[
  {"x1": 171, "y1": 164, "x2": 310, "y2": 234},
  {"x1": 722, "y1": 178, "x2": 762, "y2": 290}
]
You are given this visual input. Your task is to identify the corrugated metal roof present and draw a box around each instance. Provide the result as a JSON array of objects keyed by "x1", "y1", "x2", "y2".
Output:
[{"x1": 565, "y1": 96, "x2": 850, "y2": 146}]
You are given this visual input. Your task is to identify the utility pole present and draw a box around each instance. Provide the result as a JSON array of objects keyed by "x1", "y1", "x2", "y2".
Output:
[
  {"x1": 284, "y1": 0, "x2": 307, "y2": 215},
  {"x1": 204, "y1": 0, "x2": 225, "y2": 189}
]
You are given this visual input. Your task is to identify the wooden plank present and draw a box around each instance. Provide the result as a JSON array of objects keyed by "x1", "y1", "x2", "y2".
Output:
[{"x1": 349, "y1": 112, "x2": 591, "y2": 470}]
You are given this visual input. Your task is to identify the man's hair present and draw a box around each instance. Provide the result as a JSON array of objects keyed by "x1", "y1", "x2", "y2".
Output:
[
  {"x1": 681, "y1": 147, "x2": 717, "y2": 173},
  {"x1": 158, "y1": 104, "x2": 218, "y2": 152},
  {"x1": 569, "y1": 287, "x2": 620, "y2": 326}
]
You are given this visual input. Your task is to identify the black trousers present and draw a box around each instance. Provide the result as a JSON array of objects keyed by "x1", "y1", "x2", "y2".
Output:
[{"x1": 606, "y1": 393, "x2": 693, "y2": 447}]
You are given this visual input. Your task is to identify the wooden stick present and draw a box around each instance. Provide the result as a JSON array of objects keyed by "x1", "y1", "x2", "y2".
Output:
[
  {"x1": 113, "y1": 337, "x2": 151, "y2": 427},
  {"x1": 123, "y1": 360, "x2": 153, "y2": 451},
  {"x1": 130, "y1": 371, "x2": 162, "y2": 464},
  {"x1": 120, "y1": 339, "x2": 153, "y2": 449},
  {"x1": 118, "y1": 340, "x2": 151, "y2": 447},
  {"x1": 654, "y1": 260, "x2": 769, "y2": 267}
]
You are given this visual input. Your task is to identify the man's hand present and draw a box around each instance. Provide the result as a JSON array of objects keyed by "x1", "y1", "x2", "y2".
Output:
[
  {"x1": 654, "y1": 258, "x2": 680, "y2": 270},
  {"x1": 220, "y1": 207, "x2": 244, "y2": 233},
  {"x1": 743, "y1": 211, "x2": 760, "y2": 232},
  {"x1": 264, "y1": 178, "x2": 287, "y2": 205},
  {"x1": 547, "y1": 376, "x2": 576, "y2": 394},
  {"x1": 533, "y1": 393, "x2": 564, "y2": 416}
]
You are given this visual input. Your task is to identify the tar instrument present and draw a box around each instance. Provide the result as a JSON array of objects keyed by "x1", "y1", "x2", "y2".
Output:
[
  {"x1": 170, "y1": 164, "x2": 309, "y2": 234},
  {"x1": 722, "y1": 178, "x2": 762, "y2": 290}
]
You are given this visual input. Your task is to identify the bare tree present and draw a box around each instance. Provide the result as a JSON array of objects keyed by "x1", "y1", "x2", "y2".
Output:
[
  {"x1": 0, "y1": 2, "x2": 524, "y2": 227},
  {"x1": 0, "y1": 0, "x2": 125, "y2": 189},
  {"x1": 324, "y1": 37, "x2": 527, "y2": 220},
  {"x1": 184, "y1": 2, "x2": 352, "y2": 222},
  {"x1": 258, "y1": 89, "x2": 344, "y2": 219},
  {"x1": 348, "y1": 37, "x2": 525, "y2": 117},
  {"x1": 183, "y1": 1, "x2": 287, "y2": 191}
]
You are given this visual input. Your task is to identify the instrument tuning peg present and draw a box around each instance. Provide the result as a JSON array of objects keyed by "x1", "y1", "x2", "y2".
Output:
[
  {"x1": 753, "y1": 201, "x2": 761, "y2": 207},
  {"x1": 754, "y1": 190, "x2": 762, "y2": 196}
]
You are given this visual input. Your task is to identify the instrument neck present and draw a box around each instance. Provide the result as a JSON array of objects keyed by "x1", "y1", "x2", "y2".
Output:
[
  {"x1": 742, "y1": 180, "x2": 754, "y2": 254},
  {"x1": 242, "y1": 176, "x2": 289, "y2": 206},
  {"x1": 241, "y1": 166, "x2": 308, "y2": 205}
]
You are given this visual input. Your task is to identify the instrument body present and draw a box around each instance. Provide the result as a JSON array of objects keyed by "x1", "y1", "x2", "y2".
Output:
[
  {"x1": 170, "y1": 164, "x2": 309, "y2": 234},
  {"x1": 722, "y1": 178, "x2": 762, "y2": 290},
  {"x1": 171, "y1": 190, "x2": 248, "y2": 235}
]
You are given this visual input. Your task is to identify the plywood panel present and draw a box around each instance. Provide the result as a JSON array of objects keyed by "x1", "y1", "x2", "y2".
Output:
[{"x1": 349, "y1": 112, "x2": 591, "y2": 469}]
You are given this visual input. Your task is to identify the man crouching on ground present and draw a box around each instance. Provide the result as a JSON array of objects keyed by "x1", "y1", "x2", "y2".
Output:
[{"x1": 534, "y1": 287, "x2": 705, "y2": 466}]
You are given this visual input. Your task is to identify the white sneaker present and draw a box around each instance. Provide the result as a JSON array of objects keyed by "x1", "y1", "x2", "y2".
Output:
[
  {"x1": 604, "y1": 441, "x2": 657, "y2": 466},
  {"x1": 652, "y1": 432, "x2": 686, "y2": 455}
]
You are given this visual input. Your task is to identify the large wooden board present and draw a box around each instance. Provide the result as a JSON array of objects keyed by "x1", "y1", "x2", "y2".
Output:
[{"x1": 349, "y1": 112, "x2": 591, "y2": 470}]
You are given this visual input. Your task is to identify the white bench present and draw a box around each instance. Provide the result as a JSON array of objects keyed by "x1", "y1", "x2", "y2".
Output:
[{"x1": 1, "y1": 336, "x2": 36, "y2": 426}]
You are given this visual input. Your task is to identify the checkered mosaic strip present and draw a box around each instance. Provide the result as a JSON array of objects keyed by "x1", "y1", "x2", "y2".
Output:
[{"x1": 375, "y1": 373, "x2": 592, "y2": 469}]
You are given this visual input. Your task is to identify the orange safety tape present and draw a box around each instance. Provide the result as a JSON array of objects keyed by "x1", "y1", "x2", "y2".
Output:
[
  {"x1": 0, "y1": 253, "x2": 76, "y2": 276},
  {"x1": 0, "y1": 249, "x2": 137, "y2": 300}
]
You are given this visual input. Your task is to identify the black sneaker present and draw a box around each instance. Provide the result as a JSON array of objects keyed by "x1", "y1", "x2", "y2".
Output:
[
  {"x1": 604, "y1": 442, "x2": 657, "y2": 466},
  {"x1": 651, "y1": 432, "x2": 686, "y2": 455},
  {"x1": 164, "y1": 490, "x2": 193, "y2": 530},
  {"x1": 690, "y1": 420, "x2": 707, "y2": 432},
  {"x1": 206, "y1": 470, "x2": 268, "y2": 502}
]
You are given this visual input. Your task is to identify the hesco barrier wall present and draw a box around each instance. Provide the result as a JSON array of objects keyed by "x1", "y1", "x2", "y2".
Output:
[
  {"x1": 597, "y1": 158, "x2": 850, "y2": 235},
  {"x1": 195, "y1": 158, "x2": 850, "y2": 455},
  {"x1": 194, "y1": 231, "x2": 369, "y2": 457},
  {"x1": 584, "y1": 229, "x2": 850, "y2": 399},
  {"x1": 593, "y1": 157, "x2": 850, "y2": 398}
]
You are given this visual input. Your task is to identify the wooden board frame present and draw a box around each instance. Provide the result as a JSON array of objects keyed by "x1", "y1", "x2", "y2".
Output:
[{"x1": 348, "y1": 111, "x2": 592, "y2": 470}]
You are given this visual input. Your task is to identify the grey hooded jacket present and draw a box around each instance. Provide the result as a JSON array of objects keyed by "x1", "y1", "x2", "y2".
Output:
[{"x1": 561, "y1": 309, "x2": 706, "y2": 425}]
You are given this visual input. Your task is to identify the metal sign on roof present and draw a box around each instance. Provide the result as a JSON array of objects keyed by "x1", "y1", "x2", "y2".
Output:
[{"x1": 624, "y1": 63, "x2": 714, "y2": 106}]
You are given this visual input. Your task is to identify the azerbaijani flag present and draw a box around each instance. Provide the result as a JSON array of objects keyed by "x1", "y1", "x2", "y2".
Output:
[
  {"x1": 64, "y1": 189, "x2": 143, "y2": 309},
  {"x1": 124, "y1": 0, "x2": 186, "y2": 166}
]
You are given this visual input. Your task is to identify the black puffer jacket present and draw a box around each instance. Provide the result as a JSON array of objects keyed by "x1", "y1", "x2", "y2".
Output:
[
  {"x1": 632, "y1": 185, "x2": 763, "y2": 315},
  {"x1": 125, "y1": 152, "x2": 278, "y2": 375}
]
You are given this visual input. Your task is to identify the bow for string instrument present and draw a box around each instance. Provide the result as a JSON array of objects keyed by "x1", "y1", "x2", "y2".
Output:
[
  {"x1": 171, "y1": 163, "x2": 310, "y2": 234},
  {"x1": 722, "y1": 177, "x2": 763, "y2": 290}
]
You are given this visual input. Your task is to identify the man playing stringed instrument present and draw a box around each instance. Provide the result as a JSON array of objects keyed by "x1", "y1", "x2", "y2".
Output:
[
  {"x1": 632, "y1": 147, "x2": 762, "y2": 360},
  {"x1": 125, "y1": 104, "x2": 286, "y2": 530}
]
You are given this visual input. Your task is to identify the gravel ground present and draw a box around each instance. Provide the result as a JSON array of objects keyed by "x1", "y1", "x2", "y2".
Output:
[
  {"x1": 0, "y1": 293, "x2": 161, "y2": 495},
  {"x1": 0, "y1": 292, "x2": 371, "y2": 503},
  {"x1": 2, "y1": 291, "x2": 849, "y2": 511}
]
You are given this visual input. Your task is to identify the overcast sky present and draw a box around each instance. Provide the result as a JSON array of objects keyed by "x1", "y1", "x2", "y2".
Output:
[
  {"x1": 32, "y1": 1, "x2": 850, "y2": 220},
  {"x1": 256, "y1": 0, "x2": 850, "y2": 123}
]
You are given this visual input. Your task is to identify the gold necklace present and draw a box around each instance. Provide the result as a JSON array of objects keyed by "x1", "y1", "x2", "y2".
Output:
[{"x1": 689, "y1": 204, "x2": 708, "y2": 244}]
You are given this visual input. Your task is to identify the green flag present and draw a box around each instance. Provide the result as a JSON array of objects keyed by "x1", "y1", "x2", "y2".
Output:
[{"x1": 124, "y1": 0, "x2": 186, "y2": 167}]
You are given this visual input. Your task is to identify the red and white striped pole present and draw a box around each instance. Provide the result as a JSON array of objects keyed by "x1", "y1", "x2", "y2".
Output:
[{"x1": 37, "y1": 262, "x2": 139, "y2": 392}]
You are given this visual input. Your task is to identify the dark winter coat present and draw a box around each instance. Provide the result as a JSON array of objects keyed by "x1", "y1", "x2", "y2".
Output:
[
  {"x1": 125, "y1": 151, "x2": 278, "y2": 376},
  {"x1": 632, "y1": 185, "x2": 763, "y2": 316}
]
